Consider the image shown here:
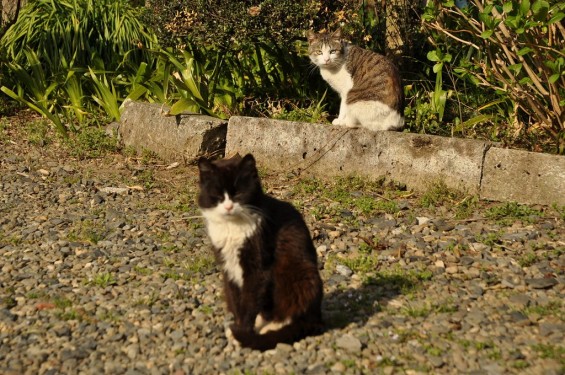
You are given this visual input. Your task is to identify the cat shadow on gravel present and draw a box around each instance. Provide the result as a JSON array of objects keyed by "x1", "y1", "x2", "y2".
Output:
[{"x1": 321, "y1": 272, "x2": 416, "y2": 330}]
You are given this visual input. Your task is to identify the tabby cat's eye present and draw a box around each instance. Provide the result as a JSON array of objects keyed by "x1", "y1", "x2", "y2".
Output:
[
  {"x1": 330, "y1": 50, "x2": 337, "y2": 54},
  {"x1": 316, "y1": 50, "x2": 322, "y2": 55}
]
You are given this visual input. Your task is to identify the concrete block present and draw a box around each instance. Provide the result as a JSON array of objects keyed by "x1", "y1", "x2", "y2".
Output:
[
  {"x1": 226, "y1": 116, "x2": 490, "y2": 194},
  {"x1": 481, "y1": 147, "x2": 565, "y2": 206},
  {"x1": 119, "y1": 100, "x2": 227, "y2": 162}
]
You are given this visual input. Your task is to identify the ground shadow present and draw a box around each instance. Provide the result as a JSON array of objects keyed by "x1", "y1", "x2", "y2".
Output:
[{"x1": 321, "y1": 273, "x2": 419, "y2": 331}]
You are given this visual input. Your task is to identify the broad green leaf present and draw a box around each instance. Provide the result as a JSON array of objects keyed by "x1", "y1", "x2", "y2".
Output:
[
  {"x1": 517, "y1": 47, "x2": 533, "y2": 56},
  {"x1": 126, "y1": 85, "x2": 149, "y2": 101},
  {"x1": 168, "y1": 98, "x2": 198, "y2": 115},
  {"x1": 548, "y1": 12, "x2": 565, "y2": 25},
  {"x1": 433, "y1": 62, "x2": 443, "y2": 73},
  {"x1": 519, "y1": 76, "x2": 533, "y2": 85},
  {"x1": 477, "y1": 99, "x2": 507, "y2": 111},
  {"x1": 520, "y1": 0, "x2": 531, "y2": 15},
  {"x1": 455, "y1": 114, "x2": 496, "y2": 131},
  {"x1": 503, "y1": 2, "x2": 513, "y2": 13},
  {"x1": 481, "y1": 30, "x2": 494, "y2": 39},
  {"x1": 531, "y1": 0, "x2": 549, "y2": 20},
  {"x1": 549, "y1": 74, "x2": 560, "y2": 84},
  {"x1": 508, "y1": 63, "x2": 523, "y2": 74},
  {"x1": 443, "y1": 0, "x2": 455, "y2": 7},
  {"x1": 1, "y1": 86, "x2": 68, "y2": 137},
  {"x1": 427, "y1": 50, "x2": 440, "y2": 62}
]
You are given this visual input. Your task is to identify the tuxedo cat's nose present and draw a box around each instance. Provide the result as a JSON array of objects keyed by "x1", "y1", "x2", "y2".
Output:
[{"x1": 224, "y1": 201, "x2": 234, "y2": 212}]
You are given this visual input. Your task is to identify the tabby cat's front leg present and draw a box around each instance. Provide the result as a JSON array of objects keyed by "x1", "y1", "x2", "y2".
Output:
[{"x1": 332, "y1": 98, "x2": 348, "y2": 126}]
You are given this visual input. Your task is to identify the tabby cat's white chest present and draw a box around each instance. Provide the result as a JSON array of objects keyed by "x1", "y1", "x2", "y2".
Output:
[{"x1": 320, "y1": 65, "x2": 353, "y2": 97}]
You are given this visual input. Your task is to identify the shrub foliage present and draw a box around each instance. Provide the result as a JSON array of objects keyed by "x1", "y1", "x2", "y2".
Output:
[{"x1": 423, "y1": 0, "x2": 565, "y2": 153}]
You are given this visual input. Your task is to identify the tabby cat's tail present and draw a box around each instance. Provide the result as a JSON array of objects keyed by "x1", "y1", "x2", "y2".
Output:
[{"x1": 231, "y1": 318, "x2": 323, "y2": 351}]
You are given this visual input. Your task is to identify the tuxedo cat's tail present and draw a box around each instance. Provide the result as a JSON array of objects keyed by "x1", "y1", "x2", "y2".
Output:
[{"x1": 231, "y1": 318, "x2": 323, "y2": 351}]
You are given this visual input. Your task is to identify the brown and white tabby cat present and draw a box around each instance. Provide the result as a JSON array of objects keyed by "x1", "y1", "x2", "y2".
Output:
[
  {"x1": 308, "y1": 28, "x2": 404, "y2": 131},
  {"x1": 197, "y1": 153, "x2": 323, "y2": 351}
]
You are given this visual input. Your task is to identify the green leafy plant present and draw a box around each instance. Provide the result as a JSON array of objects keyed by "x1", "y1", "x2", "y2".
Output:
[
  {"x1": 92, "y1": 272, "x2": 117, "y2": 288},
  {"x1": 423, "y1": 0, "x2": 565, "y2": 153},
  {"x1": 0, "y1": 0, "x2": 157, "y2": 135}
]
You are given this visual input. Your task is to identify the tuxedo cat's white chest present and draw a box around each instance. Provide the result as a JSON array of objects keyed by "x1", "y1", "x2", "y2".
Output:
[
  {"x1": 320, "y1": 65, "x2": 353, "y2": 96},
  {"x1": 203, "y1": 211, "x2": 260, "y2": 288}
]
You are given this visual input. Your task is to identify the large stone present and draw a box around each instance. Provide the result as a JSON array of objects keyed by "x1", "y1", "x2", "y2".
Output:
[
  {"x1": 226, "y1": 116, "x2": 489, "y2": 194},
  {"x1": 481, "y1": 147, "x2": 565, "y2": 206},
  {"x1": 119, "y1": 100, "x2": 227, "y2": 163}
]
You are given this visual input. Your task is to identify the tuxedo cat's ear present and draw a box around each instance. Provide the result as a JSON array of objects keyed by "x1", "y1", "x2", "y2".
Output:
[
  {"x1": 240, "y1": 154, "x2": 257, "y2": 170},
  {"x1": 197, "y1": 157, "x2": 215, "y2": 174}
]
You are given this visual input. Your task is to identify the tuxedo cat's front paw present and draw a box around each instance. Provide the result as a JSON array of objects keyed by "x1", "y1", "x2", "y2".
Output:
[{"x1": 225, "y1": 325, "x2": 241, "y2": 347}]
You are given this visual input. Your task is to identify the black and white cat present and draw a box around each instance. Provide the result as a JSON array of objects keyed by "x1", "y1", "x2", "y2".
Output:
[{"x1": 197, "y1": 153, "x2": 323, "y2": 351}]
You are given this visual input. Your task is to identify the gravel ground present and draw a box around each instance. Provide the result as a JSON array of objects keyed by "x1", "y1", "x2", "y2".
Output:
[{"x1": 1, "y1": 120, "x2": 564, "y2": 374}]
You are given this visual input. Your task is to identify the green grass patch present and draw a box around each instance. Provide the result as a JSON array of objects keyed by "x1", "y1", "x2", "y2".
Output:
[
  {"x1": 133, "y1": 266, "x2": 152, "y2": 276},
  {"x1": 532, "y1": 343, "x2": 565, "y2": 363},
  {"x1": 67, "y1": 219, "x2": 107, "y2": 244},
  {"x1": 65, "y1": 126, "x2": 119, "y2": 159},
  {"x1": 25, "y1": 119, "x2": 51, "y2": 147},
  {"x1": 475, "y1": 231, "x2": 503, "y2": 247},
  {"x1": 0, "y1": 118, "x2": 9, "y2": 144},
  {"x1": 518, "y1": 252, "x2": 540, "y2": 267},
  {"x1": 183, "y1": 254, "x2": 216, "y2": 275},
  {"x1": 552, "y1": 203, "x2": 565, "y2": 221},
  {"x1": 524, "y1": 300, "x2": 563, "y2": 320},
  {"x1": 420, "y1": 181, "x2": 461, "y2": 208},
  {"x1": 91, "y1": 272, "x2": 117, "y2": 288},
  {"x1": 485, "y1": 202, "x2": 543, "y2": 224},
  {"x1": 512, "y1": 360, "x2": 529, "y2": 370},
  {"x1": 271, "y1": 98, "x2": 329, "y2": 123},
  {"x1": 339, "y1": 254, "x2": 378, "y2": 274}
]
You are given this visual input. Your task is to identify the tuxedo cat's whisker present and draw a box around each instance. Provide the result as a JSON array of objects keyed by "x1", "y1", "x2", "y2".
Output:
[{"x1": 171, "y1": 214, "x2": 204, "y2": 223}]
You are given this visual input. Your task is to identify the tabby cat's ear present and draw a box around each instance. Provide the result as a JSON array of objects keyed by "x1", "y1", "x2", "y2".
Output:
[
  {"x1": 307, "y1": 30, "x2": 317, "y2": 43},
  {"x1": 331, "y1": 28, "x2": 342, "y2": 40}
]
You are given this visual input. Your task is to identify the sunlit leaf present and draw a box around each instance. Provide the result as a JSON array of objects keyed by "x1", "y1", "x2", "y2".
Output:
[
  {"x1": 520, "y1": 0, "x2": 531, "y2": 15},
  {"x1": 548, "y1": 74, "x2": 560, "y2": 84},
  {"x1": 427, "y1": 50, "x2": 440, "y2": 62},
  {"x1": 481, "y1": 30, "x2": 494, "y2": 39},
  {"x1": 517, "y1": 47, "x2": 533, "y2": 56},
  {"x1": 548, "y1": 12, "x2": 565, "y2": 25},
  {"x1": 168, "y1": 98, "x2": 198, "y2": 115},
  {"x1": 531, "y1": 0, "x2": 549, "y2": 20}
]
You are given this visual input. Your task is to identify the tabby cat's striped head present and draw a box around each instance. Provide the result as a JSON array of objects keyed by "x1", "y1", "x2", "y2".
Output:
[{"x1": 307, "y1": 29, "x2": 346, "y2": 69}]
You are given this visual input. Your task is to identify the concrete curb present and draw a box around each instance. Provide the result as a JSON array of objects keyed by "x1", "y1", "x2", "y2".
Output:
[
  {"x1": 119, "y1": 100, "x2": 227, "y2": 162},
  {"x1": 117, "y1": 102, "x2": 565, "y2": 206},
  {"x1": 226, "y1": 117, "x2": 489, "y2": 195}
]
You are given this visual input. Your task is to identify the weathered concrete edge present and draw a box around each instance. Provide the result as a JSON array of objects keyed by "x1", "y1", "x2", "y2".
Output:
[
  {"x1": 119, "y1": 100, "x2": 228, "y2": 163},
  {"x1": 115, "y1": 101, "x2": 565, "y2": 207},
  {"x1": 225, "y1": 116, "x2": 565, "y2": 207},
  {"x1": 481, "y1": 147, "x2": 565, "y2": 206}
]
